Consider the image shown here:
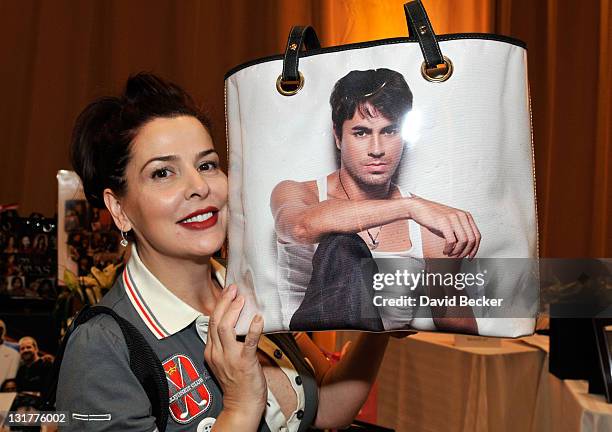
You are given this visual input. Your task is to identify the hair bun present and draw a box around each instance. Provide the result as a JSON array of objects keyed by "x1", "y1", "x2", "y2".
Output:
[
  {"x1": 125, "y1": 73, "x2": 192, "y2": 106},
  {"x1": 71, "y1": 97, "x2": 123, "y2": 208}
]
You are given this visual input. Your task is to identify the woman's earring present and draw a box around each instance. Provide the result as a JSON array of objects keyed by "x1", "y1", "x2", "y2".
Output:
[{"x1": 120, "y1": 231, "x2": 129, "y2": 248}]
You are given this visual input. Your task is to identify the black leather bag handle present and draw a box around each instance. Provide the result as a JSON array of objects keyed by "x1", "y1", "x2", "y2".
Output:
[
  {"x1": 404, "y1": 0, "x2": 444, "y2": 68},
  {"x1": 278, "y1": 0, "x2": 451, "y2": 94},
  {"x1": 404, "y1": 0, "x2": 453, "y2": 82},
  {"x1": 278, "y1": 26, "x2": 320, "y2": 95}
]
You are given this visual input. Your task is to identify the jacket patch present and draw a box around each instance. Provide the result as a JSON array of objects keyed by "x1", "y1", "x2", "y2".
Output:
[{"x1": 163, "y1": 354, "x2": 212, "y2": 424}]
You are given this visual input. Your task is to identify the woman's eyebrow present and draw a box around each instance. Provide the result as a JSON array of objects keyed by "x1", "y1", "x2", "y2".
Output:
[
  {"x1": 140, "y1": 155, "x2": 178, "y2": 173},
  {"x1": 195, "y1": 149, "x2": 218, "y2": 161},
  {"x1": 141, "y1": 149, "x2": 218, "y2": 172}
]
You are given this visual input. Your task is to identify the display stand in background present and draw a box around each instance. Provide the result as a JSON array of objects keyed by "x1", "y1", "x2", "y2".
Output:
[
  {"x1": 0, "y1": 206, "x2": 57, "y2": 299},
  {"x1": 0, "y1": 205, "x2": 59, "y2": 353},
  {"x1": 57, "y1": 170, "x2": 125, "y2": 282},
  {"x1": 55, "y1": 170, "x2": 127, "y2": 335}
]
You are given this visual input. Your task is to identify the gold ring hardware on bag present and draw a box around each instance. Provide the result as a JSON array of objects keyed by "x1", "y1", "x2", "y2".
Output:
[
  {"x1": 421, "y1": 56, "x2": 453, "y2": 83},
  {"x1": 276, "y1": 72, "x2": 304, "y2": 96}
]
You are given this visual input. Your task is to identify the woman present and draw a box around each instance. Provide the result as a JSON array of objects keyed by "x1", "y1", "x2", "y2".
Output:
[
  {"x1": 9, "y1": 276, "x2": 25, "y2": 297},
  {"x1": 3, "y1": 235, "x2": 17, "y2": 254},
  {"x1": 33, "y1": 234, "x2": 49, "y2": 254},
  {"x1": 1, "y1": 378, "x2": 18, "y2": 393},
  {"x1": 56, "y1": 73, "x2": 393, "y2": 432},
  {"x1": 19, "y1": 236, "x2": 31, "y2": 254}
]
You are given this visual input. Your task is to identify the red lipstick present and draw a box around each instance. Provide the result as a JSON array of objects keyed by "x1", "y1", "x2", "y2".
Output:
[{"x1": 177, "y1": 207, "x2": 219, "y2": 230}]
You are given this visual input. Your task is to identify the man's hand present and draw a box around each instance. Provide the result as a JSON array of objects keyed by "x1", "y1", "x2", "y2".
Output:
[{"x1": 406, "y1": 196, "x2": 481, "y2": 259}]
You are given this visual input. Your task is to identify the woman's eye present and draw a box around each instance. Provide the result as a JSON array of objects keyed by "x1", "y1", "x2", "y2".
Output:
[
  {"x1": 199, "y1": 161, "x2": 218, "y2": 172},
  {"x1": 151, "y1": 168, "x2": 170, "y2": 179}
]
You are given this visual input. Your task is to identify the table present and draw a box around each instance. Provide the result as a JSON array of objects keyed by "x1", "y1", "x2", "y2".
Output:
[
  {"x1": 337, "y1": 331, "x2": 548, "y2": 432},
  {"x1": 521, "y1": 335, "x2": 612, "y2": 432},
  {"x1": 335, "y1": 331, "x2": 612, "y2": 431}
]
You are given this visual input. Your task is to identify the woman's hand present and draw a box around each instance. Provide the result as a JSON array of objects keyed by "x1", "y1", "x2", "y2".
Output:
[
  {"x1": 205, "y1": 284, "x2": 267, "y2": 426},
  {"x1": 405, "y1": 196, "x2": 481, "y2": 259}
]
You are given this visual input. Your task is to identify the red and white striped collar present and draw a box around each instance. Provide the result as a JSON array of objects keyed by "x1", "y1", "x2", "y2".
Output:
[{"x1": 122, "y1": 245, "x2": 212, "y2": 340}]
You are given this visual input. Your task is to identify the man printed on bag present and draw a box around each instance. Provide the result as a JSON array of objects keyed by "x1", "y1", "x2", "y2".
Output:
[{"x1": 270, "y1": 68, "x2": 482, "y2": 333}]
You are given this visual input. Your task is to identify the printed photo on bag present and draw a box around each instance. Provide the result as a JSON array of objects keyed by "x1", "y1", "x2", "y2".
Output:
[
  {"x1": 225, "y1": 34, "x2": 539, "y2": 336},
  {"x1": 270, "y1": 69, "x2": 482, "y2": 331}
]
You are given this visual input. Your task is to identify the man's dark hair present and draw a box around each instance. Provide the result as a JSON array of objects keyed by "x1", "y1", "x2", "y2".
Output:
[{"x1": 330, "y1": 68, "x2": 413, "y2": 139}]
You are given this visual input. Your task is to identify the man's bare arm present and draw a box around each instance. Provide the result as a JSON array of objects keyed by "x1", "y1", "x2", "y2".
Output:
[
  {"x1": 270, "y1": 180, "x2": 481, "y2": 259},
  {"x1": 270, "y1": 180, "x2": 412, "y2": 245},
  {"x1": 422, "y1": 229, "x2": 479, "y2": 334}
]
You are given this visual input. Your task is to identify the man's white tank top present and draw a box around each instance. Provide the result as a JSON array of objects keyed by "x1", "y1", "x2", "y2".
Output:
[{"x1": 276, "y1": 176, "x2": 425, "y2": 327}]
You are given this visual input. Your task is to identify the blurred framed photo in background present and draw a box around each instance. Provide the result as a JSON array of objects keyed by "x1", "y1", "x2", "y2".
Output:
[
  {"x1": 0, "y1": 208, "x2": 57, "y2": 299},
  {"x1": 57, "y1": 170, "x2": 125, "y2": 283}
]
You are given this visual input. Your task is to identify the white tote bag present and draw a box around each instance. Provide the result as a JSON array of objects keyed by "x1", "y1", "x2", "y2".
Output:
[{"x1": 225, "y1": 0, "x2": 538, "y2": 337}]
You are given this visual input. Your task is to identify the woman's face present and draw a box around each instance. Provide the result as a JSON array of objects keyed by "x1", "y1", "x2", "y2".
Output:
[
  {"x1": 36, "y1": 235, "x2": 47, "y2": 248},
  {"x1": 1, "y1": 381, "x2": 17, "y2": 392},
  {"x1": 12, "y1": 277, "x2": 23, "y2": 289},
  {"x1": 108, "y1": 116, "x2": 227, "y2": 261}
]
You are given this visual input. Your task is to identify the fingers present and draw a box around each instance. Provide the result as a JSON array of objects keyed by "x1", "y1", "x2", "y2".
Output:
[
  {"x1": 458, "y1": 213, "x2": 479, "y2": 258},
  {"x1": 203, "y1": 288, "x2": 267, "y2": 411},
  {"x1": 446, "y1": 212, "x2": 479, "y2": 259},
  {"x1": 440, "y1": 225, "x2": 457, "y2": 256},
  {"x1": 243, "y1": 314, "x2": 264, "y2": 358},
  {"x1": 453, "y1": 212, "x2": 479, "y2": 260},
  {"x1": 208, "y1": 284, "x2": 238, "y2": 352},
  {"x1": 217, "y1": 293, "x2": 246, "y2": 355},
  {"x1": 448, "y1": 214, "x2": 469, "y2": 257},
  {"x1": 412, "y1": 198, "x2": 481, "y2": 260},
  {"x1": 466, "y1": 213, "x2": 481, "y2": 260},
  {"x1": 209, "y1": 285, "x2": 263, "y2": 361}
]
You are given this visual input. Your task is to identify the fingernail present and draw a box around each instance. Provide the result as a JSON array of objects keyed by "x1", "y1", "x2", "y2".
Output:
[{"x1": 254, "y1": 314, "x2": 262, "y2": 323}]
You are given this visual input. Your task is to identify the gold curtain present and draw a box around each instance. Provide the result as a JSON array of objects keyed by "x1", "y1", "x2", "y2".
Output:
[{"x1": 0, "y1": 0, "x2": 609, "y2": 261}]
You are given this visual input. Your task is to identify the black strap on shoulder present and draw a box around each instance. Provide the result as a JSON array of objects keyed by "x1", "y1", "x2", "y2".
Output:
[
  {"x1": 404, "y1": 0, "x2": 444, "y2": 68},
  {"x1": 281, "y1": 25, "x2": 321, "y2": 84},
  {"x1": 42, "y1": 305, "x2": 169, "y2": 432}
]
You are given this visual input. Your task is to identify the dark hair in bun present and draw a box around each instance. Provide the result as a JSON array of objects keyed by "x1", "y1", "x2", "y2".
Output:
[{"x1": 71, "y1": 73, "x2": 210, "y2": 208}]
